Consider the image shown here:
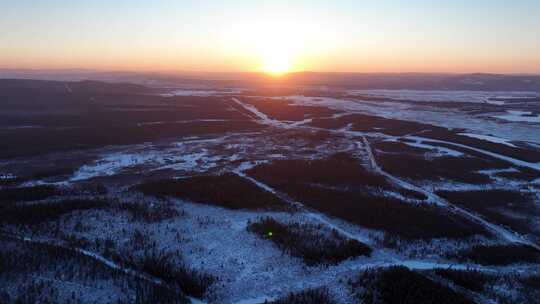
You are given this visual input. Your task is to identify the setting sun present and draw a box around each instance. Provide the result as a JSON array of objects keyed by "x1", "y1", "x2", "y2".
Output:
[
  {"x1": 263, "y1": 54, "x2": 290, "y2": 75},
  {"x1": 247, "y1": 13, "x2": 306, "y2": 75}
]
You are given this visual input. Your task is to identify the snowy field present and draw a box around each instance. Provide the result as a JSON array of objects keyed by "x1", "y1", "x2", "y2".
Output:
[{"x1": 1, "y1": 81, "x2": 540, "y2": 303}]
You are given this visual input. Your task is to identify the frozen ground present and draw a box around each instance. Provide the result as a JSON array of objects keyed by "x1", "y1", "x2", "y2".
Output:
[
  {"x1": 1, "y1": 84, "x2": 540, "y2": 303},
  {"x1": 458, "y1": 133, "x2": 517, "y2": 148},
  {"x1": 347, "y1": 89, "x2": 540, "y2": 105},
  {"x1": 493, "y1": 110, "x2": 540, "y2": 123},
  {"x1": 272, "y1": 91, "x2": 540, "y2": 143}
]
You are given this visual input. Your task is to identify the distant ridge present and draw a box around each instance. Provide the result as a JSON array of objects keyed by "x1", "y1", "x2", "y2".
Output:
[{"x1": 1, "y1": 69, "x2": 540, "y2": 91}]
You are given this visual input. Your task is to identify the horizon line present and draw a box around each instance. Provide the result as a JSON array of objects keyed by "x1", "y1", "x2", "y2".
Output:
[{"x1": 1, "y1": 67, "x2": 540, "y2": 77}]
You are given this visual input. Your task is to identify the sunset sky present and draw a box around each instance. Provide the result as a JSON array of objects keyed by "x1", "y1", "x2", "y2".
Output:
[{"x1": 1, "y1": 0, "x2": 540, "y2": 74}]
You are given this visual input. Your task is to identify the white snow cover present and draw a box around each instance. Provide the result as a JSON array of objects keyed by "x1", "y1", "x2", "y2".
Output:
[
  {"x1": 405, "y1": 135, "x2": 540, "y2": 171},
  {"x1": 270, "y1": 93, "x2": 540, "y2": 143},
  {"x1": 231, "y1": 98, "x2": 285, "y2": 127},
  {"x1": 5, "y1": 88, "x2": 539, "y2": 303},
  {"x1": 493, "y1": 110, "x2": 540, "y2": 123},
  {"x1": 0, "y1": 173, "x2": 16, "y2": 180},
  {"x1": 398, "y1": 138, "x2": 464, "y2": 157},
  {"x1": 69, "y1": 148, "x2": 219, "y2": 182},
  {"x1": 347, "y1": 89, "x2": 539, "y2": 105},
  {"x1": 458, "y1": 133, "x2": 517, "y2": 148}
]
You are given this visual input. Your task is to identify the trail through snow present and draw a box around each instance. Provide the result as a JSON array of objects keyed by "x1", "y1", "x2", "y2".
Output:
[
  {"x1": 362, "y1": 137, "x2": 540, "y2": 250},
  {"x1": 232, "y1": 96, "x2": 540, "y2": 250},
  {"x1": 360, "y1": 138, "x2": 443, "y2": 205},
  {"x1": 406, "y1": 136, "x2": 540, "y2": 171}
]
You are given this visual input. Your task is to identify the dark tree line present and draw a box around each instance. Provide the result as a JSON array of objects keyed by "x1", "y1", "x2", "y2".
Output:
[
  {"x1": 248, "y1": 217, "x2": 371, "y2": 266},
  {"x1": 348, "y1": 266, "x2": 474, "y2": 304},
  {"x1": 269, "y1": 288, "x2": 336, "y2": 304},
  {"x1": 133, "y1": 174, "x2": 288, "y2": 210}
]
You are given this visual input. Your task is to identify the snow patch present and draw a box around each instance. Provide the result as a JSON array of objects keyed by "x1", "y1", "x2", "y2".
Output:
[
  {"x1": 347, "y1": 90, "x2": 539, "y2": 105},
  {"x1": 458, "y1": 133, "x2": 517, "y2": 148},
  {"x1": 406, "y1": 136, "x2": 540, "y2": 171},
  {"x1": 402, "y1": 139, "x2": 464, "y2": 157},
  {"x1": 0, "y1": 173, "x2": 16, "y2": 180},
  {"x1": 69, "y1": 148, "x2": 219, "y2": 182},
  {"x1": 493, "y1": 110, "x2": 540, "y2": 123}
]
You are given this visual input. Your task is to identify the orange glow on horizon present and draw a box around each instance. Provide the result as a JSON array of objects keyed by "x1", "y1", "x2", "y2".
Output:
[
  {"x1": 263, "y1": 55, "x2": 291, "y2": 75},
  {"x1": 1, "y1": 40, "x2": 539, "y2": 75},
  {"x1": 2, "y1": 51, "x2": 539, "y2": 75},
  {"x1": 1, "y1": 2, "x2": 540, "y2": 74}
]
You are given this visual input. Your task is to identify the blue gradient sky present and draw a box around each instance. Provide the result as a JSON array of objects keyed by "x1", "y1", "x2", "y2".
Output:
[{"x1": 1, "y1": 0, "x2": 539, "y2": 73}]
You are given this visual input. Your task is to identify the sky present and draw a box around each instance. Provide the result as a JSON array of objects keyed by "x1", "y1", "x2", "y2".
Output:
[{"x1": 1, "y1": 0, "x2": 540, "y2": 74}]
